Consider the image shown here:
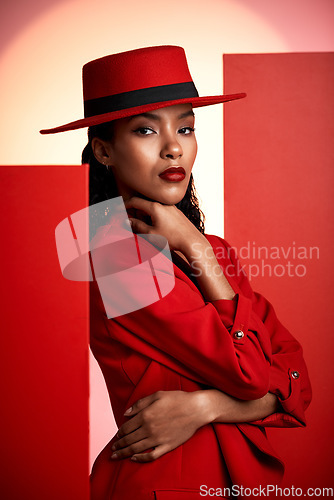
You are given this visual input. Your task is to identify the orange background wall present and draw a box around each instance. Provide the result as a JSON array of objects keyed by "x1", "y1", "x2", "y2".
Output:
[{"x1": 224, "y1": 52, "x2": 334, "y2": 489}]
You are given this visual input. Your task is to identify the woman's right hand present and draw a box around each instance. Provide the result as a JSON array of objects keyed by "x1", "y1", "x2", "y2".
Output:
[
  {"x1": 124, "y1": 196, "x2": 206, "y2": 254},
  {"x1": 125, "y1": 196, "x2": 235, "y2": 301}
]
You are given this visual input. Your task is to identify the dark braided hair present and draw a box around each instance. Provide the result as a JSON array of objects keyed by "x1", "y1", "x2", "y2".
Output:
[{"x1": 83, "y1": 120, "x2": 205, "y2": 234}]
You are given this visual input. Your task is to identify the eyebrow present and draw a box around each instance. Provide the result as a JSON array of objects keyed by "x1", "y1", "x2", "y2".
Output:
[{"x1": 128, "y1": 110, "x2": 195, "y2": 121}]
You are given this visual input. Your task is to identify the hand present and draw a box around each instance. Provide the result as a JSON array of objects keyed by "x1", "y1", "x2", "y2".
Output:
[
  {"x1": 125, "y1": 196, "x2": 235, "y2": 301},
  {"x1": 110, "y1": 390, "x2": 210, "y2": 463},
  {"x1": 125, "y1": 196, "x2": 206, "y2": 253}
]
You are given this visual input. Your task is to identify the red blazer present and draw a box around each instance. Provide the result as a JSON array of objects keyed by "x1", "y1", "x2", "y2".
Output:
[{"x1": 90, "y1": 231, "x2": 312, "y2": 500}]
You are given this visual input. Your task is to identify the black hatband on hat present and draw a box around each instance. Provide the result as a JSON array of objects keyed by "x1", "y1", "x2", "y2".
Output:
[{"x1": 84, "y1": 82, "x2": 198, "y2": 117}]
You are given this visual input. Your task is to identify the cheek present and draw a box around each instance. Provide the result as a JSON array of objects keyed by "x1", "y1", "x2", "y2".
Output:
[
  {"x1": 112, "y1": 143, "x2": 155, "y2": 185},
  {"x1": 116, "y1": 141, "x2": 156, "y2": 168},
  {"x1": 185, "y1": 139, "x2": 197, "y2": 165},
  {"x1": 193, "y1": 141, "x2": 198, "y2": 159},
  {"x1": 112, "y1": 144, "x2": 137, "y2": 173}
]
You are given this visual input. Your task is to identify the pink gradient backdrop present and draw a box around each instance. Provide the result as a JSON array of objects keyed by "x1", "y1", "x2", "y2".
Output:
[{"x1": 1, "y1": 0, "x2": 333, "y2": 479}]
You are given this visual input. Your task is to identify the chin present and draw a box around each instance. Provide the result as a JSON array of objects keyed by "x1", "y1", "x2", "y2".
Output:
[
  {"x1": 155, "y1": 194, "x2": 185, "y2": 206},
  {"x1": 134, "y1": 184, "x2": 187, "y2": 206},
  {"x1": 154, "y1": 187, "x2": 187, "y2": 206}
]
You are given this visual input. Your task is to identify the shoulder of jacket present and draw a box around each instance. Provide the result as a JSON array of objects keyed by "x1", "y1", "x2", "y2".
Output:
[{"x1": 204, "y1": 233, "x2": 232, "y2": 250}]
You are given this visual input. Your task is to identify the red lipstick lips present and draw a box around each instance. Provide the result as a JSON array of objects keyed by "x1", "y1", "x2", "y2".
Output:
[{"x1": 159, "y1": 166, "x2": 186, "y2": 182}]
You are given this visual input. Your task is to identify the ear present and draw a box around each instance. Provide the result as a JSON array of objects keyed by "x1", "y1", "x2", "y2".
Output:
[{"x1": 91, "y1": 137, "x2": 113, "y2": 166}]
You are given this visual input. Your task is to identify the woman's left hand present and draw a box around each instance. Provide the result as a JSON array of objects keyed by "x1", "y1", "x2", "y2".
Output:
[{"x1": 110, "y1": 390, "x2": 210, "y2": 463}]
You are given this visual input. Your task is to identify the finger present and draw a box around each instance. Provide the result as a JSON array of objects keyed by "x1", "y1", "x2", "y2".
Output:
[
  {"x1": 125, "y1": 196, "x2": 156, "y2": 215},
  {"x1": 131, "y1": 444, "x2": 170, "y2": 463},
  {"x1": 116, "y1": 414, "x2": 143, "y2": 439},
  {"x1": 112, "y1": 427, "x2": 147, "y2": 451},
  {"x1": 111, "y1": 438, "x2": 155, "y2": 460},
  {"x1": 128, "y1": 217, "x2": 151, "y2": 234},
  {"x1": 123, "y1": 393, "x2": 159, "y2": 418}
]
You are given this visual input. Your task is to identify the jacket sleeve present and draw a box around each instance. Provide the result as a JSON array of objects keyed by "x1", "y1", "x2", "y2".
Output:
[
  {"x1": 210, "y1": 235, "x2": 312, "y2": 428},
  {"x1": 90, "y1": 229, "x2": 272, "y2": 401}
]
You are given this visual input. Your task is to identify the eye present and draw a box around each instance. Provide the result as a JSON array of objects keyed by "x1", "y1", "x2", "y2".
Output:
[
  {"x1": 133, "y1": 127, "x2": 156, "y2": 135},
  {"x1": 179, "y1": 127, "x2": 195, "y2": 135}
]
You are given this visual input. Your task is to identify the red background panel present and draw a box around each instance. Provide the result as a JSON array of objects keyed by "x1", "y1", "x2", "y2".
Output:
[
  {"x1": 0, "y1": 166, "x2": 89, "y2": 500},
  {"x1": 224, "y1": 53, "x2": 334, "y2": 489}
]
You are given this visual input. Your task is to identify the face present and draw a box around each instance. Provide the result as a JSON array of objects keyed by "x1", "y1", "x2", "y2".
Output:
[{"x1": 93, "y1": 103, "x2": 197, "y2": 205}]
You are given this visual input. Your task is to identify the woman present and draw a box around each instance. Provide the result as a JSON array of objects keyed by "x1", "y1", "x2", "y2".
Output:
[{"x1": 41, "y1": 45, "x2": 312, "y2": 499}]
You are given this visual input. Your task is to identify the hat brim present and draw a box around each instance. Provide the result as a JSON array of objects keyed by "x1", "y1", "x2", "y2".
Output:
[{"x1": 39, "y1": 93, "x2": 246, "y2": 134}]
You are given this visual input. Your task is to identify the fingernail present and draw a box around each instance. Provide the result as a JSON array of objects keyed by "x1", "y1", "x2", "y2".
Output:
[
  {"x1": 111, "y1": 453, "x2": 118, "y2": 459},
  {"x1": 111, "y1": 444, "x2": 116, "y2": 451},
  {"x1": 131, "y1": 456, "x2": 137, "y2": 461},
  {"x1": 124, "y1": 406, "x2": 132, "y2": 415}
]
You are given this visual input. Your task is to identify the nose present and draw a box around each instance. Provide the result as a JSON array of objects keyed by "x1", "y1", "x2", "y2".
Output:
[{"x1": 160, "y1": 135, "x2": 183, "y2": 160}]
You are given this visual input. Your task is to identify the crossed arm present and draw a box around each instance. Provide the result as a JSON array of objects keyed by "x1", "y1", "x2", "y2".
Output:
[{"x1": 111, "y1": 388, "x2": 279, "y2": 462}]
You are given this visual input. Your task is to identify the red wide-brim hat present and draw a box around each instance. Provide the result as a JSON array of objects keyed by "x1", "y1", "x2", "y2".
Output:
[{"x1": 40, "y1": 45, "x2": 246, "y2": 134}]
